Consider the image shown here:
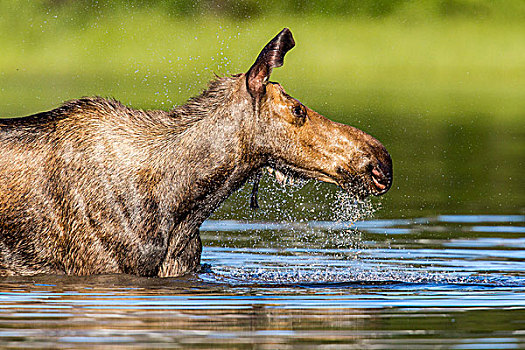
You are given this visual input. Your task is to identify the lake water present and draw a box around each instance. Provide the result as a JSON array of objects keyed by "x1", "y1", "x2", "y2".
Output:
[
  {"x1": 1, "y1": 187, "x2": 524, "y2": 348},
  {"x1": 1, "y1": 101, "x2": 524, "y2": 348}
]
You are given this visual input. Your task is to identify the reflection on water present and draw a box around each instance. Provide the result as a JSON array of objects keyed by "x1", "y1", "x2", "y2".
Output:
[{"x1": 1, "y1": 215, "x2": 524, "y2": 349}]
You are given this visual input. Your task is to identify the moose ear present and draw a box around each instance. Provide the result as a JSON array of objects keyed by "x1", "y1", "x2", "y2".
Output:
[{"x1": 246, "y1": 28, "x2": 295, "y2": 99}]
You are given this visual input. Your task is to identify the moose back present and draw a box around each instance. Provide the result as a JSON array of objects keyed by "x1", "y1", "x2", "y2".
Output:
[{"x1": 0, "y1": 29, "x2": 392, "y2": 277}]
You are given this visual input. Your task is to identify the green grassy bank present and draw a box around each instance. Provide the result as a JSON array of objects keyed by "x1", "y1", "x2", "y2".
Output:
[
  {"x1": 1, "y1": 2, "x2": 524, "y2": 125},
  {"x1": 0, "y1": 1, "x2": 523, "y2": 215}
]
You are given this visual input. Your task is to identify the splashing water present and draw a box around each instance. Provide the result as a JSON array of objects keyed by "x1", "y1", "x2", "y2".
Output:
[
  {"x1": 203, "y1": 211, "x2": 525, "y2": 287},
  {"x1": 215, "y1": 265, "x2": 505, "y2": 286},
  {"x1": 206, "y1": 178, "x2": 523, "y2": 287},
  {"x1": 212, "y1": 170, "x2": 382, "y2": 251}
]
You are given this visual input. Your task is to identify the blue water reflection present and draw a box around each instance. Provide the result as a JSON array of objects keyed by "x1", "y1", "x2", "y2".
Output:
[{"x1": 0, "y1": 214, "x2": 524, "y2": 348}]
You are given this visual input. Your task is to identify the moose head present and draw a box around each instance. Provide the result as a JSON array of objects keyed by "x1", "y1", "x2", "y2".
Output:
[{"x1": 244, "y1": 28, "x2": 392, "y2": 203}]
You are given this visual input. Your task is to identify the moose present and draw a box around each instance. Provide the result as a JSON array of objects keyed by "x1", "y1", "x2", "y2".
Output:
[{"x1": 0, "y1": 28, "x2": 392, "y2": 277}]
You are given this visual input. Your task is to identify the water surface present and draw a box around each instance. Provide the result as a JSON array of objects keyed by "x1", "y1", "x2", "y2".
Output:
[{"x1": 1, "y1": 213, "x2": 523, "y2": 349}]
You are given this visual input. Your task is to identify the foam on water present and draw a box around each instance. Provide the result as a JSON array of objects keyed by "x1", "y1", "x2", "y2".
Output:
[{"x1": 209, "y1": 266, "x2": 519, "y2": 287}]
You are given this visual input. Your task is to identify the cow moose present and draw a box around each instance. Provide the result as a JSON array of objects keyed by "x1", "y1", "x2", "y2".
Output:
[{"x1": 0, "y1": 28, "x2": 392, "y2": 277}]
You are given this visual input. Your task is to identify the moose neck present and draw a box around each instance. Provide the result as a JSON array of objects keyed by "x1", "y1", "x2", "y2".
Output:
[{"x1": 156, "y1": 75, "x2": 259, "y2": 228}]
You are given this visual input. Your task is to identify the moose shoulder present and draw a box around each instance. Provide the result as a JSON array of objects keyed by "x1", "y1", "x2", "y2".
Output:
[{"x1": 0, "y1": 28, "x2": 392, "y2": 277}]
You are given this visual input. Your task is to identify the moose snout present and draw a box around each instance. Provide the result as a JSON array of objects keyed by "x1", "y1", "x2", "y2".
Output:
[
  {"x1": 335, "y1": 124, "x2": 393, "y2": 196},
  {"x1": 369, "y1": 160, "x2": 392, "y2": 195}
]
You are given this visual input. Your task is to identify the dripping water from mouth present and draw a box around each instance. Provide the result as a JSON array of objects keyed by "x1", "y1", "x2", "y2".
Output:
[
  {"x1": 237, "y1": 166, "x2": 380, "y2": 251},
  {"x1": 323, "y1": 191, "x2": 378, "y2": 254}
]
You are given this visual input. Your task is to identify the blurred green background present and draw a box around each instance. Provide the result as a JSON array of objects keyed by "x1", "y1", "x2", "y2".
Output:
[{"x1": 1, "y1": 0, "x2": 523, "y2": 218}]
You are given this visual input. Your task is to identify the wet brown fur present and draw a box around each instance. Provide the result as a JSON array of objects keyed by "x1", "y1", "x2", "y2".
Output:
[{"x1": 0, "y1": 29, "x2": 392, "y2": 277}]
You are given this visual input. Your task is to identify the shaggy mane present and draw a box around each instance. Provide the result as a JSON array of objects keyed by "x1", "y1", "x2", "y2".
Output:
[
  {"x1": 169, "y1": 75, "x2": 239, "y2": 129},
  {"x1": 0, "y1": 75, "x2": 242, "y2": 141}
]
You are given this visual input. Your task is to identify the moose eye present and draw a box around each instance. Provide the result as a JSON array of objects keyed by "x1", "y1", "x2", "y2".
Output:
[{"x1": 292, "y1": 104, "x2": 305, "y2": 118}]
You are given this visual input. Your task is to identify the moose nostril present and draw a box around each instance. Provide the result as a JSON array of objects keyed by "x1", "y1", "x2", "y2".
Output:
[
  {"x1": 371, "y1": 167, "x2": 383, "y2": 179},
  {"x1": 370, "y1": 165, "x2": 390, "y2": 192}
]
